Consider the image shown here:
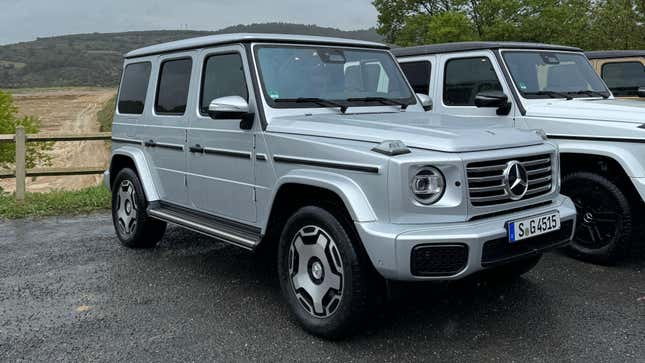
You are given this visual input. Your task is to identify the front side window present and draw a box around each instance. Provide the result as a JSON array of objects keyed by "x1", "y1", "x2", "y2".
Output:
[
  {"x1": 118, "y1": 62, "x2": 151, "y2": 114},
  {"x1": 443, "y1": 57, "x2": 502, "y2": 106},
  {"x1": 502, "y1": 51, "x2": 609, "y2": 99},
  {"x1": 400, "y1": 61, "x2": 431, "y2": 94},
  {"x1": 601, "y1": 61, "x2": 645, "y2": 97},
  {"x1": 155, "y1": 58, "x2": 192, "y2": 115},
  {"x1": 255, "y1": 45, "x2": 415, "y2": 109},
  {"x1": 200, "y1": 53, "x2": 248, "y2": 114}
]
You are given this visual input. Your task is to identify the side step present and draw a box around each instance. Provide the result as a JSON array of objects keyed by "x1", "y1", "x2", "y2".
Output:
[{"x1": 147, "y1": 203, "x2": 261, "y2": 250}]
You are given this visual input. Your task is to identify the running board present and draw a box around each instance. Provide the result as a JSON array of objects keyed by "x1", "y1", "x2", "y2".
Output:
[{"x1": 147, "y1": 204, "x2": 261, "y2": 250}]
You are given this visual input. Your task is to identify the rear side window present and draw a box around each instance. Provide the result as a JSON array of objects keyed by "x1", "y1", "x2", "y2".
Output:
[
  {"x1": 155, "y1": 58, "x2": 193, "y2": 115},
  {"x1": 200, "y1": 53, "x2": 248, "y2": 114},
  {"x1": 118, "y1": 62, "x2": 151, "y2": 114},
  {"x1": 601, "y1": 62, "x2": 645, "y2": 97},
  {"x1": 444, "y1": 57, "x2": 502, "y2": 106},
  {"x1": 400, "y1": 61, "x2": 431, "y2": 94}
]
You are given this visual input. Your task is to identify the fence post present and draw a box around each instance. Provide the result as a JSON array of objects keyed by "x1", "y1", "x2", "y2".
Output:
[{"x1": 15, "y1": 126, "x2": 26, "y2": 202}]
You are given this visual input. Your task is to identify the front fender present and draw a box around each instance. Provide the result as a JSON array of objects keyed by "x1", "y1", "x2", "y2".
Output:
[
  {"x1": 110, "y1": 146, "x2": 161, "y2": 202},
  {"x1": 557, "y1": 140, "x2": 645, "y2": 178},
  {"x1": 270, "y1": 169, "x2": 378, "y2": 223}
]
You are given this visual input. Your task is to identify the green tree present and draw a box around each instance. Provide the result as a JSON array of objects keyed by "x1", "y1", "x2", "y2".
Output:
[
  {"x1": 373, "y1": 0, "x2": 645, "y2": 50},
  {"x1": 590, "y1": 0, "x2": 645, "y2": 49},
  {"x1": 0, "y1": 90, "x2": 52, "y2": 169}
]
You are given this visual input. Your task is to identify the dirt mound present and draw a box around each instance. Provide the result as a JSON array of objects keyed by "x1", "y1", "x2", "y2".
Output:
[{"x1": 1, "y1": 88, "x2": 116, "y2": 193}]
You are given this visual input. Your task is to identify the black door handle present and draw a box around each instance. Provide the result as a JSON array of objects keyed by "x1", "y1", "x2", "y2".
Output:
[
  {"x1": 189, "y1": 144, "x2": 204, "y2": 153},
  {"x1": 144, "y1": 139, "x2": 156, "y2": 147}
]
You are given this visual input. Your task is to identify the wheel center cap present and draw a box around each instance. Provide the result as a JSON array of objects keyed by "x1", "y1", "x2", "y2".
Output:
[
  {"x1": 583, "y1": 212, "x2": 594, "y2": 224},
  {"x1": 125, "y1": 200, "x2": 132, "y2": 214},
  {"x1": 311, "y1": 261, "x2": 323, "y2": 280}
]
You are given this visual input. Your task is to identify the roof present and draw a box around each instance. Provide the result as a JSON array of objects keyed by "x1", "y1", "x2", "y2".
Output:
[
  {"x1": 585, "y1": 50, "x2": 645, "y2": 59},
  {"x1": 391, "y1": 41, "x2": 581, "y2": 57},
  {"x1": 125, "y1": 33, "x2": 389, "y2": 58}
]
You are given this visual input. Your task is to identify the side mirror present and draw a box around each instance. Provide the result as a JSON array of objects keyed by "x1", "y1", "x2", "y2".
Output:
[
  {"x1": 208, "y1": 96, "x2": 254, "y2": 130},
  {"x1": 474, "y1": 91, "x2": 512, "y2": 115},
  {"x1": 637, "y1": 87, "x2": 645, "y2": 98},
  {"x1": 416, "y1": 93, "x2": 433, "y2": 111}
]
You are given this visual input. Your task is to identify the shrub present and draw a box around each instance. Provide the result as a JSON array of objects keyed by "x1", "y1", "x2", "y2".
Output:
[{"x1": 0, "y1": 89, "x2": 52, "y2": 169}]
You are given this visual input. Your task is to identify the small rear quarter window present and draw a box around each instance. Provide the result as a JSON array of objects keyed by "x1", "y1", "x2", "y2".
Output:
[{"x1": 118, "y1": 62, "x2": 152, "y2": 115}]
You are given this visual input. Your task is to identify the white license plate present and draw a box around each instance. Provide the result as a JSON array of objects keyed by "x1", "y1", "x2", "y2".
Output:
[{"x1": 508, "y1": 212, "x2": 560, "y2": 243}]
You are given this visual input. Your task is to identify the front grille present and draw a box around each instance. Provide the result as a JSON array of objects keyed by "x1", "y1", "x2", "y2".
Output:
[
  {"x1": 467, "y1": 154, "x2": 553, "y2": 207},
  {"x1": 481, "y1": 220, "x2": 573, "y2": 266},
  {"x1": 410, "y1": 244, "x2": 468, "y2": 276}
]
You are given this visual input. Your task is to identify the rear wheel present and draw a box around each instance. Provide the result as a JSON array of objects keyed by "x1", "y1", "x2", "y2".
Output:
[
  {"x1": 111, "y1": 168, "x2": 166, "y2": 248},
  {"x1": 277, "y1": 206, "x2": 376, "y2": 339},
  {"x1": 562, "y1": 172, "x2": 632, "y2": 264}
]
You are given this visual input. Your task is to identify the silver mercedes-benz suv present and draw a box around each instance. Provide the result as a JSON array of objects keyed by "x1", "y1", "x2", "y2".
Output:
[{"x1": 105, "y1": 34, "x2": 576, "y2": 338}]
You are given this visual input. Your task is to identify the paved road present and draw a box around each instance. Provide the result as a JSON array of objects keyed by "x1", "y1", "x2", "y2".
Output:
[{"x1": 1, "y1": 213, "x2": 643, "y2": 362}]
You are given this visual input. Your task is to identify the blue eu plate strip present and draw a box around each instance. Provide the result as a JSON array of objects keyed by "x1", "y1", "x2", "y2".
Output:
[{"x1": 509, "y1": 222, "x2": 516, "y2": 243}]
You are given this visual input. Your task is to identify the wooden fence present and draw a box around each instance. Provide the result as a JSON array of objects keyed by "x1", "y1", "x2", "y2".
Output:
[{"x1": 0, "y1": 126, "x2": 111, "y2": 201}]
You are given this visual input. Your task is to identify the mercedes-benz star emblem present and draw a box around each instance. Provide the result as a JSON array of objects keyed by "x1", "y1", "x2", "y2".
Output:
[{"x1": 503, "y1": 160, "x2": 529, "y2": 200}]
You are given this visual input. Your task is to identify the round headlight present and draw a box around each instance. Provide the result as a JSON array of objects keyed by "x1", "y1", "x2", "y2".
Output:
[{"x1": 410, "y1": 166, "x2": 445, "y2": 205}]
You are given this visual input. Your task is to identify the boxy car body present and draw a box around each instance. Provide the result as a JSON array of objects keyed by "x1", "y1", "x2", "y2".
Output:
[{"x1": 105, "y1": 34, "x2": 575, "y2": 338}]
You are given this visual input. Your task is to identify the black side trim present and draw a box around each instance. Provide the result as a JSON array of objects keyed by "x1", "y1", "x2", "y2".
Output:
[
  {"x1": 112, "y1": 137, "x2": 142, "y2": 146},
  {"x1": 204, "y1": 148, "x2": 251, "y2": 159},
  {"x1": 494, "y1": 50, "x2": 526, "y2": 116},
  {"x1": 273, "y1": 155, "x2": 380, "y2": 173},
  {"x1": 547, "y1": 134, "x2": 645, "y2": 144},
  {"x1": 256, "y1": 154, "x2": 267, "y2": 161}
]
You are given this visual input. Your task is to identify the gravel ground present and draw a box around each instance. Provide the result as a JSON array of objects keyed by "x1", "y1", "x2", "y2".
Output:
[{"x1": 0, "y1": 213, "x2": 643, "y2": 362}]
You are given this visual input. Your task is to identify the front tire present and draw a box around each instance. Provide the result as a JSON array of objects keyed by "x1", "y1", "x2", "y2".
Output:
[
  {"x1": 111, "y1": 168, "x2": 166, "y2": 248},
  {"x1": 562, "y1": 172, "x2": 633, "y2": 264},
  {"x1": 277, "y1": 206, "x2": 376, "y2": 339}
]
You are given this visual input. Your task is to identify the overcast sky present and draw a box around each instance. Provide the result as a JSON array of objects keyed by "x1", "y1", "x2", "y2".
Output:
[{"x1": 0, "y1": 0, "x2": 379, "y2": 45}]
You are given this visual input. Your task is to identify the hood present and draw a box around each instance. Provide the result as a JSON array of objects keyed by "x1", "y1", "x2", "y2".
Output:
[
  {"x1": 525, "y1": 98, "x2": 645, "y2": 124},
  {"x1": 266, "y1": 112, "x2": 543, "y2": 153}
]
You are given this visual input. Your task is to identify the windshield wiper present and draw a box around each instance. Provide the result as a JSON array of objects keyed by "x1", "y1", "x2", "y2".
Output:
[
  {"x1": 274, "y1": 97, "x2": 348, "y2": 113},
  {"x1": 567, "y1": 90, "x2": 610, "y2": 99},
  {"x1": 524, "y1": 91, "x2": 573, "y2": 100},
  {"x1": 346, "y1": 97, "x2": 409, "y2": 110}
]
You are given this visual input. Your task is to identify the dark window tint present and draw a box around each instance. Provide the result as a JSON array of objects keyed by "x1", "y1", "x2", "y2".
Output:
[
  {"x1": 601, "y1": 62, "x2": 645, "y2": 97},
  {"x1": 155, "y1": 58, "x2": 192, "y2": 115},
  {"x1": 444, "y1": 57, "x2": 502, "y2": 106},
  {"x1": 200, "y1": 53, "x2": 248, "y2": 113},
  {"x1": 118, "y1": 62, "x2": 151, "y2": 114},
  {"x1": 400, "y1": 61, "x2": 431, "y2": 94}
]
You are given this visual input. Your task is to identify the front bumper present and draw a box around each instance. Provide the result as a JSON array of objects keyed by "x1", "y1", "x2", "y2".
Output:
[{"x1": 355, "y1": 195, "x2": 576, "y2": 281}]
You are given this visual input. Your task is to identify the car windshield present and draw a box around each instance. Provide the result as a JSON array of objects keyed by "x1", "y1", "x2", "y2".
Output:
[
  {"x1": 254, "y1": 45, "x2": 416, "y2": 109},
  {"x1": 502, "y1": 51, "x2": 610, "y2": 99}
]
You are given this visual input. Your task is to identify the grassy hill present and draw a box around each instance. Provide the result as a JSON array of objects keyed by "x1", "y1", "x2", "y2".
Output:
[{"x1": 0, "y1": 23, "x2": 383, "y2": 89}]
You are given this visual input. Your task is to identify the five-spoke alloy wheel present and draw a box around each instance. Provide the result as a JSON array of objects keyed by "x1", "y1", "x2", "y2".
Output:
[
  {"x1": 111, "y1": 168, "x2": 166, "y2": 248},
  {"x1": 562, "y1": 171, "x2": 633, "y2": 263},
  {"x1": 278, "y1": 206, "x2": 376, "y2": 339}
]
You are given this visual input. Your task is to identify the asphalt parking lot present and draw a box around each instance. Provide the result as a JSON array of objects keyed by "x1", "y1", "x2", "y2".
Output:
[{"x1": 1, "y1": 213, "x2": 643, "y2": 362}]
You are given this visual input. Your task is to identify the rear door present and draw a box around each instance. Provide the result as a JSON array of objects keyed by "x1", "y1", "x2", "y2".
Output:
[
  {"x1": 137, "y1": 54, "x2": 194, "y2": 206},
  {"x1": 186, "y1": 45, "x2": 256, "y2": 223}
]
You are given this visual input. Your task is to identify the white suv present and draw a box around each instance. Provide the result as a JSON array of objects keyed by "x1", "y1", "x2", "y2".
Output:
[{"x1": 394, "y1": 42, "x2": 645, "y2": 263}]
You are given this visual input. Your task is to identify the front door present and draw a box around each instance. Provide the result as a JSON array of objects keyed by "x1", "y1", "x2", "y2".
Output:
[{"x1": 187, "y1": 46, "x2": 256, "y2": 223}]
